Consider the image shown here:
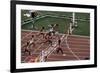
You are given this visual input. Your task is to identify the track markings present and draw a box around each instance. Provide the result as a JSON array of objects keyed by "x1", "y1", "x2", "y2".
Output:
[
  {"x1": 22, "y1": 31, "x2": 33, "y2": 41},
  {"x1": 65, "y1": 35, "x2": 80, "y2": 60},
  {"x1": 22, "y1": 31, "x2": 90, "y2": 62}
]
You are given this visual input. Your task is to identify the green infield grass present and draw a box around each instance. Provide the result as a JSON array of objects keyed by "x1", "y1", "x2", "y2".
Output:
[{"x1": 21, "y1": 10, "x2": 90, "y2": 36}]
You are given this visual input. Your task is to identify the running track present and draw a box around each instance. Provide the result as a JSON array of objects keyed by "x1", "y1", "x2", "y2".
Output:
[{"x1": 21, "y1": 30, "x2": 90, "y2": 63}]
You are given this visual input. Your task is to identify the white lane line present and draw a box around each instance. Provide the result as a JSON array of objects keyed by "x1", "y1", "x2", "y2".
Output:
[
  {"x1": 69, "y1": 35, "x2": 90, "y2": 38},
  {"x1": 34, "y1": 34, "x2": 66, "y2": 62},
  {"x1": 22, "y1": 31, "x2": 33, "y2": 41},
  {"x1": 21, "y1": 34, "x2": 43, "y2": 48},
  {"x1": 21, "y1": 30, "x2": 45, "y2": 48},
  {"x1": 47, "y1": 35, "x2": 66, "y2": 57},
  {"x1": 65, "y1": 35, "x2": 80, "y2": 60}
]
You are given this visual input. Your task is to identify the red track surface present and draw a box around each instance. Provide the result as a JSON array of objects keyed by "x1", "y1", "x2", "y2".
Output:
[{"x1": 21, "y1": 30, "x2": 90, "y2": 63}]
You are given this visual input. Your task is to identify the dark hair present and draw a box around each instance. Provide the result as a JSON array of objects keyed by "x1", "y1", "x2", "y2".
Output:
[
  {"x1": 32, "y1": 35, "x2": 34, "y2": 38},
  {"x1": 56, "y1": 24, "x2": 59, "y2": 26},
  {"x1": 48, "y1": 32, "x2": 52, "y2": 36},
  {"x1": 42, "y1": 27, "x2": 45, "y2": 29},
  {"x1": 27, "y1": 42, "x2": 29, "y2": 45},
  {"x1": 51, "y1": 24, "x2": 54, "y2": 27},
  {"x1": 46, "y1": 32, "x2": 51, "y2": 36}
]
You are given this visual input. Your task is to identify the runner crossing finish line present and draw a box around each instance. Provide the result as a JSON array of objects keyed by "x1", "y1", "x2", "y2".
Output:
[{"x1": 37, "y1": 34, "x2": 66, "y2": 62}]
